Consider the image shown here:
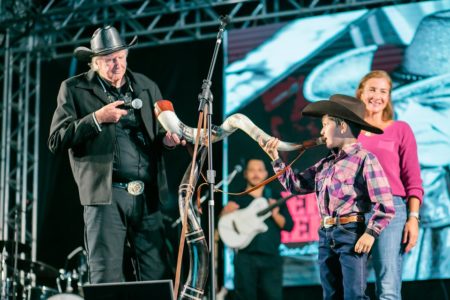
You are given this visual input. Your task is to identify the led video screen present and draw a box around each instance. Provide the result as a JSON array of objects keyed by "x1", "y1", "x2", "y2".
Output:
[{"x1": 223, "y1": 0, "x2": 450, "y2": 287}]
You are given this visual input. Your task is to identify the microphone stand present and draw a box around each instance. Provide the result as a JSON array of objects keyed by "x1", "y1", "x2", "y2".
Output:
[
  {"x1": 197, "y1": 15, "x2": 228, "y2": 300},
  {"x1": 171, "y1": 165, "x2": 241, "y2": 228}
]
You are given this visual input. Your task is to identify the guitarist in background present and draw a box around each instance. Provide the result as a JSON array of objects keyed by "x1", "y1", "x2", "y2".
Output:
[{"x1": 221, "y1": 159, "x2": 293, "y2": 300}]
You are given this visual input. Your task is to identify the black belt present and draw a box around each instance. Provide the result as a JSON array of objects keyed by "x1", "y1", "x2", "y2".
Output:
[{"x1": 112, "y1": 180, "x2": 145, "y2": 196}]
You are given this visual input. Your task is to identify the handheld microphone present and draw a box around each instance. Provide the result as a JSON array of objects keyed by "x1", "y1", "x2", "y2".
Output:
[
  {"x1": 118, "y1": 98, "x2": 143, "y2": 110},
  {"x1": 220, "y1": 15, "x2": 230, "y2": 26},
  {"x1": 234, "y1": 164, "x2": 243, "y2": 173}
]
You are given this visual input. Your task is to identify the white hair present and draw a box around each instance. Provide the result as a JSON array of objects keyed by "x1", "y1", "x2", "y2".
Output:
[
  {"x1": 89, "y1": 49, "x2": 129, "y2": 72},
  {"x1": 89, "y1": 56, "x2": 100, "y2": 72}
]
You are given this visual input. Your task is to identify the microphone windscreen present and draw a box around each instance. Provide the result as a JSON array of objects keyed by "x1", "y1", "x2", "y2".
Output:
[
  {"x1": 131, "y1": 98, "x2": 143, "y2": 109},
  {"x1": 220, "y1": 15, "x2": 231, "y2": 25}
]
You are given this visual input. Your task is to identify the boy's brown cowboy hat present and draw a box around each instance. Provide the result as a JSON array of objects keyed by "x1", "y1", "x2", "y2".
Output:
[
  {"x1": 302, "y1": 94, "x2": 383, "y2": 134},
  {"x1": 73, "y1": 25, "x2": 137, "y2": 61}
]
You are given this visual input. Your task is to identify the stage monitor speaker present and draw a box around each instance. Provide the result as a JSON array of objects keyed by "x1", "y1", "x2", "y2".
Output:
[{"x1": 82, "y1": 279, "x2": 174, "y2": 300}]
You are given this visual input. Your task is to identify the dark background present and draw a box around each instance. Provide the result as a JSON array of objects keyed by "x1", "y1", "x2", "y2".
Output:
[{"x1": 37, "y1": 40, "x2": 224, "y2": 282}]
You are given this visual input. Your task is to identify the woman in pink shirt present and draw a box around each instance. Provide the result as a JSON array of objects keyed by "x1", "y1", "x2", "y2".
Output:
[{"x1": 356, "y1": 70, "x2": 424, "y2": 300}]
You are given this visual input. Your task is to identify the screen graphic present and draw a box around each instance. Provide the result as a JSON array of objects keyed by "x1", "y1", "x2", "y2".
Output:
[{"x1": 223, "y1": 0, "x2": 450, "y2": 287}]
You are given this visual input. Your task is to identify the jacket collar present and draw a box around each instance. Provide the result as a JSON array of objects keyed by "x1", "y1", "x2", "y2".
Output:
[
  {"x1": 75, "y1": 69, "x2": 148, "y2": 104},
  {"x1": 125, "y1": 70, "x2": 146, "y2": 97}
]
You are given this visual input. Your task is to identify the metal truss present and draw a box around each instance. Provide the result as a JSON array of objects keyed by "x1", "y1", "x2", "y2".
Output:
[
  {"x1": 0, "y1": 0, "x2": 423, "y2": 59},
  {"x1": 0, "y1": 0, "x2": 424, "y2": 260},
  {"x1": 0, "y1": 29, "x2": 40, "y2": 260}
]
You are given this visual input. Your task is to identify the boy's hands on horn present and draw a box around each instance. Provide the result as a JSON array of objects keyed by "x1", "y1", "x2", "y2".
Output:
[{"x1": 259, "y1": 137, "x2": 280, "y2": 161}]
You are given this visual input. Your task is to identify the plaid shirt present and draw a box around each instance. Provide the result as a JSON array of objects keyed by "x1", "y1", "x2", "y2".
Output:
[{"x1": 272, "y1": 143, "x2": 395, "y2": 237}]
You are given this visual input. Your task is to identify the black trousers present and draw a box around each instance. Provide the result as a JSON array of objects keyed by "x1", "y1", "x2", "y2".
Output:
[
  {"x1": 84, "y1": 186, "x2": 169, "y2": 283},
  {"x1": 234, "y1": 252, "x2": 283, "y2": 300}
]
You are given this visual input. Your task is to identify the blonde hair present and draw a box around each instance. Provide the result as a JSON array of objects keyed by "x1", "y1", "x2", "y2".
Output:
[{"x1": 356, "y1": 70, "x2": 394, "y2": 121}]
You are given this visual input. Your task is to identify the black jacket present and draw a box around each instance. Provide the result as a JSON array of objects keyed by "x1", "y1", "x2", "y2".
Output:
[{"x1": 48, "y1": 69, "x2": 170, "y2": 206}]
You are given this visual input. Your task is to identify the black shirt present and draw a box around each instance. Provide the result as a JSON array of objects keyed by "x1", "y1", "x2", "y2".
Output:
[
  {"x1": 233, "y1": 192, "x2": 294, "y2": 256},
  {"x1": 97, "y1": 75, "x2": 156, "y2": 183}
]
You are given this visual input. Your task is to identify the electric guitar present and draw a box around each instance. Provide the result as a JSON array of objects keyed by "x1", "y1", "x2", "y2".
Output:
[{"x1": 218, "y1": 194, "x2": 295, "y2": 249}]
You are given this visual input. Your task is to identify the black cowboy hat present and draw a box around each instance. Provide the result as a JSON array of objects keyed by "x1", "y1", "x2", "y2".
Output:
[
  {"x1": 302, "y1": 94, "x2": 383, "y2": 134},
  {"x1": 73, "y1": 25, "x2": 137, "y2": 61}
]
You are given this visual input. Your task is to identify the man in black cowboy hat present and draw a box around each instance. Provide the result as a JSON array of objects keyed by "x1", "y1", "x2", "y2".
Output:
[
  {"x1": 260, "y1": 94, "x2": 395, "y2": 299},
  {"x1": 48, "y1": 25, "x2": 184, "y2": 283}
]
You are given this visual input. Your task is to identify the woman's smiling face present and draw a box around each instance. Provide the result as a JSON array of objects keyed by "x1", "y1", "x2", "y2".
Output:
[{"x1": 360, "y1": 77, "x2": 391, "y2": 115}]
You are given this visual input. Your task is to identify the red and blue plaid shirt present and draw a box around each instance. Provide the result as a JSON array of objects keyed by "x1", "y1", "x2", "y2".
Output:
[{"x1": 272, "y1": 142, "x2": 395, "y2": 237}]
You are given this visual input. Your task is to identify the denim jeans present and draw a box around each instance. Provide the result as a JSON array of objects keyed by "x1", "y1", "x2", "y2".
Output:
[
  {"x1": 371, "y1": 196, "x2": 407, "y2": 300},
  {"x1": 319, "y1": 221, "x2": 369, "y2": 300}
]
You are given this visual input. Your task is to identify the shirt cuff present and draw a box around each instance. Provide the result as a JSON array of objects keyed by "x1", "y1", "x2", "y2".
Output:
[
  {"x1": 271, "y1": 158, "x2": 284, "y2": 168},
  {"x1": 163, "y1": 143, "x2": 176, "y2": 150},
  {"x1": 92, "y1": 112, "x2": 102, "y2": 132},
  {"x1": 365, "y1": 228, "x2": 379, "y2": 238},
  {"x1": 407, "y1": 188, "x2": 424, "y2": 205}
]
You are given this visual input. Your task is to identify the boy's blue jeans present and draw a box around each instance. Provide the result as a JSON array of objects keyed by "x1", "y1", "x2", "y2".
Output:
[{"x1": 318, "y1": 221, "x2": 370, "y2": 300}]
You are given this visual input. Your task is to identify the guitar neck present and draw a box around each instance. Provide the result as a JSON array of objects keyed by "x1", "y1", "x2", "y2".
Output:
[{"x1": 256, "y1": 194, "x2": 297, "y2": 217}]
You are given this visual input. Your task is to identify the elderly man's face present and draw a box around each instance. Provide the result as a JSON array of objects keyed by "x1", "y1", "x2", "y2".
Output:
[{"x1": 96, "y1": 49, "x2": 128, "y2": 85}]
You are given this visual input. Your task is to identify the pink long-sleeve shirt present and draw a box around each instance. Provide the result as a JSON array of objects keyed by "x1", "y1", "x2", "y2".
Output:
[{"x1": 358, "y1": 120, "x2": 424, "y2": 204}]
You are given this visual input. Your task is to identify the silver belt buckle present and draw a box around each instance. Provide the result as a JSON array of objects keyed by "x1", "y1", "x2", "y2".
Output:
[
  {"x1": 323, "y1": 216, "x2": 333, "y2": 229},
  {"x1": 127, "y1": 180, "x2": 145, "y2": 196}
]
